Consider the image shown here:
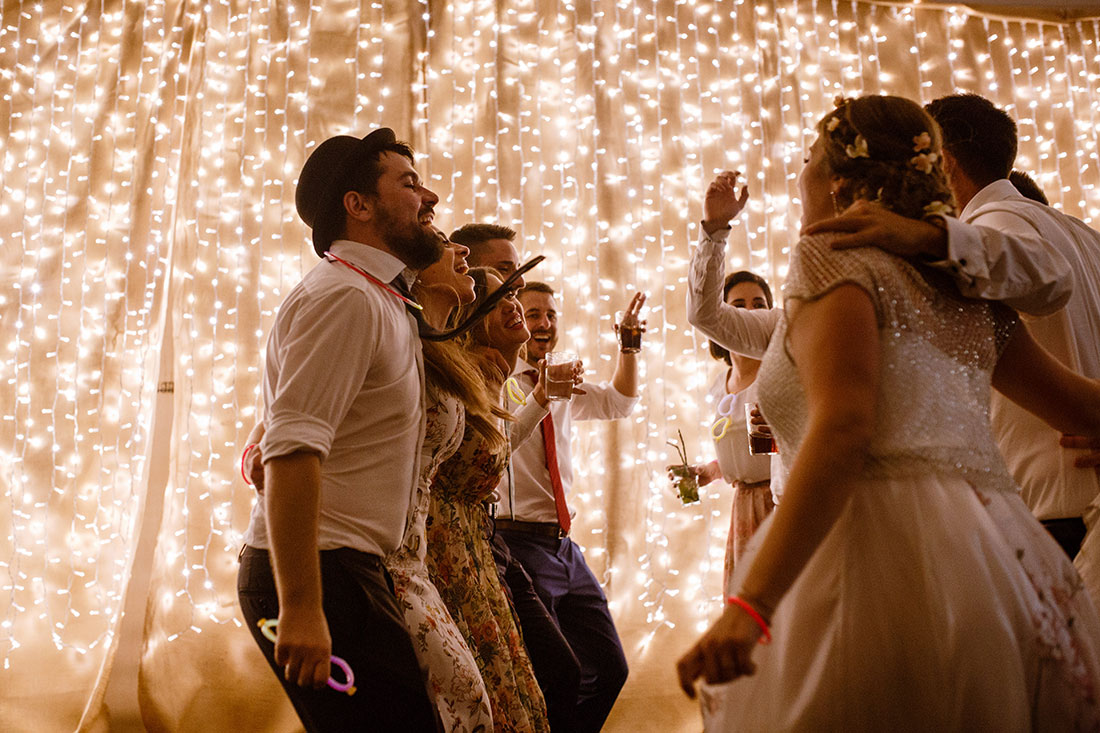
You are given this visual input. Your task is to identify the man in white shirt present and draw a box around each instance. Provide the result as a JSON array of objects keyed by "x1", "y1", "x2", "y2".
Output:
[
  {"x1": 237, "y1": 129, "x2": 442, "y2": 732},
  {"x1": 495, "y1": 281, "x2": 643, "y2": 733},
  {"x1": 808, "y1": 94, "x2": 1100, "y2": 586}
]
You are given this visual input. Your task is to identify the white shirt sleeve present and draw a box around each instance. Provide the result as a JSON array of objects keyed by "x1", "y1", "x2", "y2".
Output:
[
  {"x1": 936, "y1": 214, "x2": 1072, "y2": 317},
  {"x1": 262, "y1": 285, "x2": 380, "y2": 462},
  {"x1": 687, "y1": 226, "x2": 781, "y2": 358},
  {"x1": 570, "y1": 380, "x2": 639, "y2": 421},
  {"x1": 510, "y1": 393, "x2": 550, "y2": 448}
]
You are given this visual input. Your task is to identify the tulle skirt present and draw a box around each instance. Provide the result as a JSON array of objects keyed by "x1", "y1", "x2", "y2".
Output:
[{"x1": 702, "y1": 472, "x2": 1100, "y2": 732}]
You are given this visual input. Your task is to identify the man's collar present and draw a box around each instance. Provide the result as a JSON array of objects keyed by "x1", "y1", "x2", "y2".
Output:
[
  {"x1": 959, "y1": 179, "x2": 1021, "y2": 222},
  {"x1": 327, "y1": 239, "x2": 407, "y2": 283},
  {"x1": 512, "y1": 359, "x2": 537, "y2": 378}
]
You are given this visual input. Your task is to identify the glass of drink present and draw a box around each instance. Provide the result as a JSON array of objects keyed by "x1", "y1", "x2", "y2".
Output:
[
  {"x1": 745, "y1": 403, "x2": 778, "y2": 455},
  {"x1": 544, "y1": 352, "x2": 578, "y2": 401},
  {"x1": 668, "y1": 465, "x2": 700, "y2": 505},
  {"x1": 615, "y1": 310, "x2": 643, "y2": 354}
]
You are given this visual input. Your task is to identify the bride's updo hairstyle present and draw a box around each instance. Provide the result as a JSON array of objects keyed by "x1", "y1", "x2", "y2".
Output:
[{"x1": 819, "y1": 95, "x2": 956, "y2": 221}]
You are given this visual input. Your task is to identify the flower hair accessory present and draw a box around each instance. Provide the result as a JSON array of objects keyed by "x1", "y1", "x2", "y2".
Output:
[
  {"x1": 923, "y1": 200, "x2": 953, "y2": 218},
  {"x1": 845, "y1": 135, "x2": 869, "y2": 159},
  {"x1": 910, "y1": 131, "x2": 938, "y2": 174},
  {"x1": 827, "y1": 98, "x2": 870, "y2": 160}
]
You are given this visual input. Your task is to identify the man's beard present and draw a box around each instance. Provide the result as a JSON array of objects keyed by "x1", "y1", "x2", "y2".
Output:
[{"x1": 377, "y1": 207, "x2": 444, "y2": 270}]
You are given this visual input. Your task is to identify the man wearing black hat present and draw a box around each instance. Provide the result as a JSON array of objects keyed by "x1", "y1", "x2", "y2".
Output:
[{"x1": 237, "y1": 129, "x2": 443, "y2": 731}]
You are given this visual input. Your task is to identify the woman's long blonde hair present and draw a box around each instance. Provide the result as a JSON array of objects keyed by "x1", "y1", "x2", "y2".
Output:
[{"x1": 415, "y1": 267, "x2": 511, "y2": 452}]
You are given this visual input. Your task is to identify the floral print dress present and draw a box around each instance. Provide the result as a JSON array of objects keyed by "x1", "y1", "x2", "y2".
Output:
[
  {"x1": 427, "y1": 412, "x2": 550, "y2": 733},
  {"x1": 385, "y1": 388, "x2": 494, "y2": 732}
]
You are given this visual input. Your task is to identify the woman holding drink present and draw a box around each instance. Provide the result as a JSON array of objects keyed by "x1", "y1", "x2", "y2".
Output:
[
  {"x1": 426, "y1": 267, "x2": 561, "y2": 732},
  {"x1": 682, "y1": 270, "x2": 778, "y2": 592},
  {"x1": 677, "y1": 95, "x2": 1100, "y2": 729}
]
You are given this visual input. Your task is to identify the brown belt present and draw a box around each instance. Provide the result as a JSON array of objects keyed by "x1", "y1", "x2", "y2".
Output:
[{"x1": 494, "y1": 519, "x2": 567, "y2": 539}]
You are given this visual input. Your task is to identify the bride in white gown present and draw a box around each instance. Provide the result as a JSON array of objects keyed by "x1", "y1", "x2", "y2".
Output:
[{"x1": 677, "y1": 95, "x2": 1100, "y2": 731}]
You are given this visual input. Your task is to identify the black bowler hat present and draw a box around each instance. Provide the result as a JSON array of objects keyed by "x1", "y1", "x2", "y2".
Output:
[{"x1": 295, "y1": 127, "x2": 399, "y2": 257}]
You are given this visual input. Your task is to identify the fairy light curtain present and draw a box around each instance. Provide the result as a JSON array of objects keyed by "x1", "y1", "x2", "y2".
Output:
[{"x1": 2, "y1": 0, "x2": 1098, "y2": 729}]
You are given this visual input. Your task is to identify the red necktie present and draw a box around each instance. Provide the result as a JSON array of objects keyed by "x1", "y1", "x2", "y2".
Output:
[
  {"x1": 540, "y1": 412, "x2": 571, "y2": 535},
  {"x1": 525, "y1": 370, "x2": 571, "y2": 534}
]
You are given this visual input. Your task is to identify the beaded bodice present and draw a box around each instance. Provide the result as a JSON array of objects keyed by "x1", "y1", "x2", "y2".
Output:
[{"x1": 757, "y1": 234, "x2": 1019, "y2": 494}]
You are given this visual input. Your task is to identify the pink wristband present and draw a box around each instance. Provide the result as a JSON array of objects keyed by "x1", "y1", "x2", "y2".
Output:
[
  {"x1": 726, "y1": 595, "x2": 772, "y2": 644},
  {"x1": 240, "y1": 444, "x2": 258, "y2": 486}
]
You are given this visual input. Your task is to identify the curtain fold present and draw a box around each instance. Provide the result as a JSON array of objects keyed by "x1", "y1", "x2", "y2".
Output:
[{"x1": 2, "y1": 1, "x2": 1098, "y2": 730}]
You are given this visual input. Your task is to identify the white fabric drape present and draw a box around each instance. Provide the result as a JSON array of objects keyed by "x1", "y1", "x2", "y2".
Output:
[{"x1": 1, "y1": 2, "x2": 1098, "y2": 730}]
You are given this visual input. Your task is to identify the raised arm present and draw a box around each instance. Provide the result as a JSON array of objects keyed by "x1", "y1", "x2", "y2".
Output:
[
  {"x1": 677, "y1": 283, "x2": 879, "y2": 694},
  {"x1": 611, "y1": 291, "x2": 646, "y2": 398},
  {"x1": 687, "y1": 174, "x2": 779, "y2": 358}
]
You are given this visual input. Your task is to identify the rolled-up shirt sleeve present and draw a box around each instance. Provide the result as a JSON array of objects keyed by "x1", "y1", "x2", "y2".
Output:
[
  {"x1": 937, "y1": 214, "x2": 1072, "y2": 317},
  {"x1": 261, "y1": 284, "x2": 379, "y2": 462},
  {"x1": 571, "y1": 381, "x2": 639, "y2": 421},
  {"x1": 687, "y1": 227, "x2": 781, "y2": 358}
]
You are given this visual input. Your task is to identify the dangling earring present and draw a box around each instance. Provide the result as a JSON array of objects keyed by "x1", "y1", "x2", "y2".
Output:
[{"x1": 830, "y1": 189, "x2": 841, "y2": 216}]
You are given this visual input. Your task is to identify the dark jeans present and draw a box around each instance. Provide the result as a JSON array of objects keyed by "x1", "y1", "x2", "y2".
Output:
[
  {"x1": 237, "y1": 545, "x2": 437, "y2": 733},
  {"x1": 1041, "y1": 516, "x2": 1087, "y2": 560},
  {"x1": 499, "y1": 531, "x2": 629, "y2": 733},
  {"x1": 491, "y1": 532, "x2": 581, "y2": 732}
]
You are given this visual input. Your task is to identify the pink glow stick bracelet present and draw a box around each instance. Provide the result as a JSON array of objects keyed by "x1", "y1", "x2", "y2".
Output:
[{"x1": 257, "y1": 618, "x2": 357, "y2": 695}]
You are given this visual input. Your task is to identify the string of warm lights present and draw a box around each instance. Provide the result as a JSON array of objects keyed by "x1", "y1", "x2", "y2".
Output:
[{"x1": 2, "y1": 1, "x2": 1099, "y2": 727}]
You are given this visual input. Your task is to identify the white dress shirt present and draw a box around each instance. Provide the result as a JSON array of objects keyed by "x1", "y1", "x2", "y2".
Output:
[
  {"x1": 497, "y1": 363, "x2": 639, "y2": 523},
  {"x1": 939, "y1": 190, "x2": 1073, "y2": 317},
  {"x1": 947, "y1": 180, "x2": 1100, "y2": 520},
  {"x1": 244, "y1": 239, "x2": 426, "y2": 557}
]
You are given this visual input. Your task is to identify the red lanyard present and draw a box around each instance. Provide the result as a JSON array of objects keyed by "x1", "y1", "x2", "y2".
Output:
[{"x1": 324, "y1": 251, "x2": 423, "y2": 311}]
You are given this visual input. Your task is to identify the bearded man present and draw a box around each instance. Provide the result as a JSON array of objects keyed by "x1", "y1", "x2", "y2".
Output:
[{"x1": 237, "y1": 129, "x2": 443, "y2": 732}]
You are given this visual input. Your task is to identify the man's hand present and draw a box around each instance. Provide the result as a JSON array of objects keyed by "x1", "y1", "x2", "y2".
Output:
[
  {"x1": 702, "y1": 171, "x2": 750, "y2": 236},
  {"x1": 804, "y1": 200, "x2": 948, "y2": 260},
  {"x1": 531, "y1": 358, "x2": 586, "y2": 407},
  {"x1": 1061, "y1": 434, "x2": 1100, "y2": 470},
  {"x1": 676, "y1": 601, "x2": 763, "y2": 698},
  {"x1": 614, "y1": 291, "x2": 648, "y2": 345},
  {"x1": 563, "y1": 359, "x2": 587, "y2": 399},
  {"x1": 273, "y1": 605, "x2": 333, "y2": 689}
]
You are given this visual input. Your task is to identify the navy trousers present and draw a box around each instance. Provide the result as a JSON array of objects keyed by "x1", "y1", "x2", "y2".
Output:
[
  {"x1": 498, "y1": 531, "x2": 629, "y2": 733},
  {"x1": 237, "y1": 545, "x2": 437, "y2": 733},
  {"x1": 491, "y1": 532, "x2": 581, "y2": 731}
]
